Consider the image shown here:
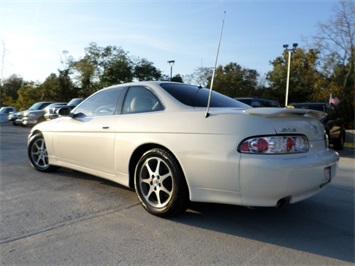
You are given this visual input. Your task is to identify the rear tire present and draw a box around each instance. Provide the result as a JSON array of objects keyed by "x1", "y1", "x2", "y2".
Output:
[
  {"x1": 333, "y1": 132, "x2": 345, "y2": 150},
  {"x1": 134, "y1": 148, "x2": 189, "y2": 217},
  {"x1": 28, "y1": 133, "x2": 59, "y2": 172}
]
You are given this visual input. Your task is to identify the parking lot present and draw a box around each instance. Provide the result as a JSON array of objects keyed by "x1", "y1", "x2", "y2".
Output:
[{"x1": 0, "y1": 123, "x2": 354, "y2": 265}]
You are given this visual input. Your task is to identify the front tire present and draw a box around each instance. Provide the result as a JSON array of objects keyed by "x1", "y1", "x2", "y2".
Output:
[
  {"x1": 134, "y1": 148, "x2": 189, "y2": 217},
  {"x1": 333, "y1": 131, "x2": 345, "y2": 150},
  {"x1": 28, "y1": 133, "x2": 58, "y2": 172}
]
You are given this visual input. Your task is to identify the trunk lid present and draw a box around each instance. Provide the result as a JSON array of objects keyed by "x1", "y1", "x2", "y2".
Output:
[{"x1": 244, "y1": 108, "x2": 326, "y2": 141}]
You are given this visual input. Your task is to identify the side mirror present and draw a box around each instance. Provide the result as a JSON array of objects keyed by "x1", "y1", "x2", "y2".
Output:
[{"x1": 57, "y1": 107, "x2": 71, "y2": 116}]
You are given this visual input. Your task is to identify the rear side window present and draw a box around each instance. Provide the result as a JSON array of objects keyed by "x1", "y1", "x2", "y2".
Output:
[
  {"x1": 292, "y1": 104, "x2": 326, "y2": 112},
  {"x1": 261, "y1": 100, "x2": 280, "y2": 107},
  {"x1": 122, "y1": 86, "x2": 163, "y2": 114},
  {"x1": 160, "y1": 83, "x2": 247, "y2": 108}
]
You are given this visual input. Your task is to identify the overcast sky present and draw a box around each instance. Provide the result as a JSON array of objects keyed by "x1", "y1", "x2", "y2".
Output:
[{"x1": 1, "y1": 0, "x2": 339, "y2": 83}]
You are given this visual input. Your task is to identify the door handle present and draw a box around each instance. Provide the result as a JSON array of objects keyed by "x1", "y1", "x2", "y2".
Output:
[{"x1": 102, "y1": 126, "x2": 110, "y2": 129}]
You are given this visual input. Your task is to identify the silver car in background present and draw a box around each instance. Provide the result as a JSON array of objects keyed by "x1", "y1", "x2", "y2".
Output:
[
  {"x1": 0, "y1": 106, "x2": 16, "y2": 123},
  {"x1": 20, "y1": 102, "x2": 53, "y2": 127}
]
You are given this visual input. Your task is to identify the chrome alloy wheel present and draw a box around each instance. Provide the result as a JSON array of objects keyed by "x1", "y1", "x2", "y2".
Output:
[
  {"x1": 30, "y1": 138, "x2": 49, "y2": 169},
  {"x1": 137, "y1": 156, "x2": 174, "y2": 208}
]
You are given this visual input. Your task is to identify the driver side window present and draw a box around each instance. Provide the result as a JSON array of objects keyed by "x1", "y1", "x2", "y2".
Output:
[{"x1": 74, "y1": 88, "x2": 122, "y2": 117}]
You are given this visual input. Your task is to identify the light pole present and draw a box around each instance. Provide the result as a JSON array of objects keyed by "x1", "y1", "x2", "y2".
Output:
[
  {"x1": 283, "y1": 43, "x2": 298, "y2": 106},
  {"x1": 167, "y1": 60, "x2": 175, "y2": 80}
]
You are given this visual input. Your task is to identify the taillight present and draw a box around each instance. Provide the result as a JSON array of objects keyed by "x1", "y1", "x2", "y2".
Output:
[{"x1": 239, "y1": 135, "x2": 309, "y2": 154}]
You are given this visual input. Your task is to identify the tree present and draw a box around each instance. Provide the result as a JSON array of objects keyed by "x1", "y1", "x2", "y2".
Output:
[
  {"x1": 0, "y1": 74, "x2": 25, "y2": 107},
  {"x1": 311, "y1": 0, "x2": 355, "y2": 128},
  {"x1": 71, "y1": 57, "x2": 97, "y2": 96},
  {"x1": 70, "y1": 43, "x2": 134, "y2": 95},
  {"x1": 37, "y1": 70, "x2": 75, "y2": 102},
  {"x1": 100, "y1": 46, "x2": 133, "y2": 86},
  {"x1": 208, "y1": 62, "x2": 259, "y2": 98},
  {"x1": 133, "y1": 58, "x2": 161, "y2": 81},
  {"x1": 56, "y1": 50, "x2": 76, "y2": 100},
  {"x1": 267, "y1": 49, "x2": 328, "y2": 105},
  {"x1": 171, "y1": 74, "x2": 183, "y2": 83},
  {"x1": 313, "y1": 0, "x2": 354, "y2": 87},
  {"x1": 183, "y1": 67, "x2": 213, "y2": 87},
  {"x1": 39, "y1": 73, "x2": 60, "y2": 101},
  {"x1": 16, "y1": 82, "x2": 42, "y2": 110},
  {"x1": 58, "y1": 69, "x2": 75, "y2": 101}
]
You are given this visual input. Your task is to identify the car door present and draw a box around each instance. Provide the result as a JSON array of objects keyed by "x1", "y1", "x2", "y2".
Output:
[{"x1": 52, "y1": 88, "x2": 124, "y2": 176}]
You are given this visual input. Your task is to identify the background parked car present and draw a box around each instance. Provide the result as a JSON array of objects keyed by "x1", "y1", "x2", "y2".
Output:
[
  {"x1": 0, "y1": 106, "x2": 16, "y2": 123},
  {"x1": 234, "y1": 97, "x2": 281, "y2": 107},
  {"x1": 18, "y1": 102, "x2": 53, "y2": 127},
  {"x1": 289, "y1": 102, "x2": 346, "y2": 150},
  {"x1": 43, "y1": 102, "x2": 68, "y2": 121},
  {"x1": 44, "y1": 98, "x2": 83, "y2": 121},
  {"x1": 10, "y1": 111, "x2": 22, "y2": 126},
  {"x1": 66, "y1": 98, "x2": 84, "y2": 109}
]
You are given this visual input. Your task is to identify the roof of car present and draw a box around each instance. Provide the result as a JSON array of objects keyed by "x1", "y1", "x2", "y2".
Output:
[{"x1": 235, "y1": 97, "x2": 278, "y2": 101}]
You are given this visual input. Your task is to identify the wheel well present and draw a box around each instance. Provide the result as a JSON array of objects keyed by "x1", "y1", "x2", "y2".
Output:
[
  {"x1": 128, "y1": 144, "x2": 185, "y2": 189},
  {"x1": 29, "y1": 130, "x2": 42, "y2": 139}
]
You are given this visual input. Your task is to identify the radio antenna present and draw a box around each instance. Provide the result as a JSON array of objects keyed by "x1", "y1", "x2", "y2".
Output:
[{"x1": 205, "y1": 11, "x2": 226, "y2": 118}]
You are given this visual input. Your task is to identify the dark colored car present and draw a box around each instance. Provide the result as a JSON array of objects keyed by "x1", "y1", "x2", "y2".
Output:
[
  {"x1": 289, "y1": 102, "x2": 346, "y2": 150},
  {"x1": 235, "y1": 97, "x2": 281, "y2": 108}
]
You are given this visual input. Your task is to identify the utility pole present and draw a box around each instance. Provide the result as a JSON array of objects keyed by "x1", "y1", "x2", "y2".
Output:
[
  {"x1": 1, "y1": 41, "x2": 7, "y2": 86},
  {"x1": 167, "y1": 60, "x2": 175, "y2": 81},
  {"x1": 0, "y1": 41, "x2": 7, "y2": 106}
]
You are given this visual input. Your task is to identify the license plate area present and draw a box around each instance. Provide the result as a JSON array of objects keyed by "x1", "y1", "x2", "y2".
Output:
[{"x1": 320, "y1": 166, "x2": 331, "y2": 188}]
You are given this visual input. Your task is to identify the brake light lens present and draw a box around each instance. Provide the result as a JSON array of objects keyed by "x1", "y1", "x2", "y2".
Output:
[{"x1": 239, "y1": 135, "x2": 309, "y2": 154}]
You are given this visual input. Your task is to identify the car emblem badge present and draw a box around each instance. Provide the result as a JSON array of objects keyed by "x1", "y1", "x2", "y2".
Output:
[{"x1": 279, "y1": 127, "x2": 297, "y2": 133}]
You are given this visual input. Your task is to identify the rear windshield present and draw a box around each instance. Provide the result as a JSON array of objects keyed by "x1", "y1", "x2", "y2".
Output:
[
  {"x1": 160, "y1": 83, "x2": 248, "y2": 108},
  {"x1": 292, "y1": 104, "x2": 326, "y2": 112}
]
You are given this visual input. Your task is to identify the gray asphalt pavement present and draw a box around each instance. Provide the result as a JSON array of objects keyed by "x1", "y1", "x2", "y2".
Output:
[{"x1": 0, "y1": 122, "x2": 354, "y2": 265}]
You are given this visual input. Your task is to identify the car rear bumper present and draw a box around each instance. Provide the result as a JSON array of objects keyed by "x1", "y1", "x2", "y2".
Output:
[{"x1": 238, "y1": 147, "x2": 339, "y2": 207}]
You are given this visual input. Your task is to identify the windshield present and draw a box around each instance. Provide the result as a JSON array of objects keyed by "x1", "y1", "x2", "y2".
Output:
[
  {"x1": 28, "y1": 102, "x2": 43, "y2": 110},
  {"x1": 160, "y1": 83, "x2": 249, "y2": 108},
  {"x1": 67, "y1": 98, "x2": 83, "y2": 106}
]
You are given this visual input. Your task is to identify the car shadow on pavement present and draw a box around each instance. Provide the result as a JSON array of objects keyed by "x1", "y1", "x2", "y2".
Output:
[
  {"x1": 172, "y1": 148, "x2": 355, "y2": 264},
  {"x1": 50, "y1": 151, "x2": 354, "y2": 264},
  {"x1": 338, "y1": 147, "x2": 355, "y2": 158},
  {"x1": 171, "y1": 188, "x2": 354, "y2": 263},
  {"x1": 55, "y1": 168, "x2": 134, "y2": 192}
]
